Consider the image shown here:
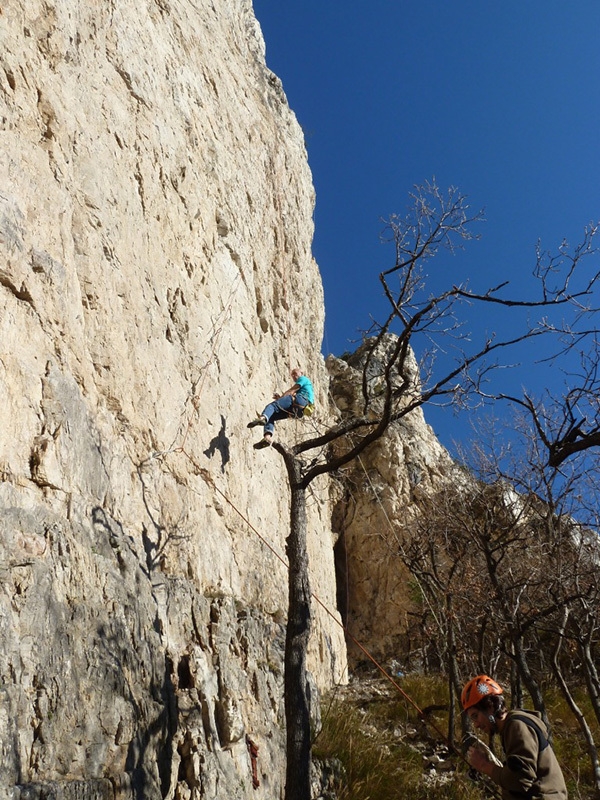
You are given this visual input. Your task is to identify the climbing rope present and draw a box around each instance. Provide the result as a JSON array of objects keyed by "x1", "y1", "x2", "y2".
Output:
[
  {"x1": 140, "y1": 251, "x2": 499, "y2": 794},
  {"x1": 191, "y1": 459, "x2": 501, "y2": 798}
]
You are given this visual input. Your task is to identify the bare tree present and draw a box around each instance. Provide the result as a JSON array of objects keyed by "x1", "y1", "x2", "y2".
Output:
[
  {"x1": 551, "y1": 606, "x2": 600, "y2": 793},
  {"x1": 467, "y1": 224, "x2": 600, "y2": 469},
  {"x1": 463, "y1": 420, "x2": 600, "y2": 793},
  {"x1": 272, "y1": 181, "x2": 600, "y2": 800},
  {"x1": 380, "y1": 418, "x2": 600, "y2": 795}
]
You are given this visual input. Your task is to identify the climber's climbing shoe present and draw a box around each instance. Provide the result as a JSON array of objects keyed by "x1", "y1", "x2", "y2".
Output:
[{"x1": 247, "y1": 415, "x2": 267, "y2": 429}]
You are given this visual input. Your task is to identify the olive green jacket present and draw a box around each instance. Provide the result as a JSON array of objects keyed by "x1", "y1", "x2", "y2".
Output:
[{"x1": 489, "y1": 710, "x2": 568, "y2": 799}]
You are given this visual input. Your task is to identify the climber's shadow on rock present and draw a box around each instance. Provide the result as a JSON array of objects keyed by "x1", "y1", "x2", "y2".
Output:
[{"x1": 203, "y1": 414, "x2": 230, "y2": 472}]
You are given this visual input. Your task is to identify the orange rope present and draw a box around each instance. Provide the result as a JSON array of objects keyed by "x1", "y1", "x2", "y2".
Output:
[
  {"x1": 191, "y1": 460, "x2": 468, "y2": 759},
  {"x1": 143, "y1": 265, "x2": 494, "y2": 790}
]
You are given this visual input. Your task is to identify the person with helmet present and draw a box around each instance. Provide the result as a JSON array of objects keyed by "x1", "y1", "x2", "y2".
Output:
[{"x1": 462, "y1": 675, "x2": 568, "y2": 799}]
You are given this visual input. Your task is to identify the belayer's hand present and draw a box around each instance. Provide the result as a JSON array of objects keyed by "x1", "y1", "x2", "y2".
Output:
[
  {"x1": 467, "y1": 745, "x2": 495, "y2": 776},
  {"x1": 273, "y1": 392, "x2": 281, "y2": 399}
]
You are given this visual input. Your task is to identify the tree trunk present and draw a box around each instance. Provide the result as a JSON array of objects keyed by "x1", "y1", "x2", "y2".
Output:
[
  {"x1": 580, "y1": 615, "x2": 600, "y2": 729},
  {"x1": 283, "y1": 456, "x2": 312, "y2": 800},
  {"x1": 446, "y1": 593, "x2": 457, "y2": 744},
  {"x1": 553, "y1": 609, "x2": 600, "y2": 796},
  {"x1": 512, "y1": 636, "x2": 548, "y2": 729}
]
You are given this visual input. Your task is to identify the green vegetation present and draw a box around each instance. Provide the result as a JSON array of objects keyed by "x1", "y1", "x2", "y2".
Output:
[{"x1": 543, "y1": 686, "x2": 600, "y2": 799}]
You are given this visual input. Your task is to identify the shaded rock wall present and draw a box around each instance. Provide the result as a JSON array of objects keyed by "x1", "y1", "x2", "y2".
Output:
[{"x1": 0, "y1": 1, "x2": 345, "y2": 797}]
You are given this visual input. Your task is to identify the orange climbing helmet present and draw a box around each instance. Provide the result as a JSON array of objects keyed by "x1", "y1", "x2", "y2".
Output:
[{"x1": 461, "y1": 675, "x2": 503, "y2": 711}]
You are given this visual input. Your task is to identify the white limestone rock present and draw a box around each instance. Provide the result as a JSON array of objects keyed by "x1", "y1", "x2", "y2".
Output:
[{"x1": 0, "y1": 1, "x2": 345, "y2": 797}]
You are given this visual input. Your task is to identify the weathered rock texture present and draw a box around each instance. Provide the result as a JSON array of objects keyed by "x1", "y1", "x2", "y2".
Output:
[
  {"x1": 327, "y1": 338, "x2": 456, "y2": 668},
  {"x1": 0, "y1": 1, "x2": 346, "y2": 797}
]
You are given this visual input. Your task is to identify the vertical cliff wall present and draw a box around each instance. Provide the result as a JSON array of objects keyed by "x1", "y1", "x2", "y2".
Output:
[{"x1": 0, "y1": 1, "x2": 346, "y2": 797}]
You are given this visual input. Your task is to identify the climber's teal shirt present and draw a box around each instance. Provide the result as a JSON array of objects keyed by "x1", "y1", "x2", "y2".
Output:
[{"x1": 295, "y1": 374, "x2": 314, "y2": 404}]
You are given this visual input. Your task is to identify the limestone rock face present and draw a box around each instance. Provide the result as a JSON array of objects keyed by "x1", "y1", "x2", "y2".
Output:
[
  {"x1": 0, "y1": 1, "x2": 345, "y2": 797},
  {"x1": 327, "y1": 339, "x2": 456, "y2": 667}
]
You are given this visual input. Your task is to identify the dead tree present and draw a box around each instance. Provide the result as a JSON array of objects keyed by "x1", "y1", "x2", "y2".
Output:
[
  {"x1": 463, "y1": 421, "x2": 600, "y2": 793},
  {"x1": 470, "y1": 225, "x2": 600, "y2": 469}
]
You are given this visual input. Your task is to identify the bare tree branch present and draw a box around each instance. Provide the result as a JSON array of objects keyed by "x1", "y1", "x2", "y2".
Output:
[{"x1": 272, "y1": 179, "x2": 600, "y2": 800}]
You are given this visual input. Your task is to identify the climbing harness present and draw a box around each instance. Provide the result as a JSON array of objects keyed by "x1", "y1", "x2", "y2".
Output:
[
  {"x1": 142, "y1": 253, "x2": 500, "y2": 793},
  {"x1": 299, "y1": 401, "x2": 314, "y2": 417}
]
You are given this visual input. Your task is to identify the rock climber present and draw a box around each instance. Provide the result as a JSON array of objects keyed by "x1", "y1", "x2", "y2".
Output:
[
  {"x1": 463, "y1": 674, "x2": 568, "y2": 799},
  {"x1": 247, "y1": 368, "x2": 314, "y2": 449}
]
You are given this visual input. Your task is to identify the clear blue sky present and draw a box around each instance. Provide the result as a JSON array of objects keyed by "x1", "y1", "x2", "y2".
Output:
[{"x1": 252, "y1": 1, "x2": 600, "y2": 453}]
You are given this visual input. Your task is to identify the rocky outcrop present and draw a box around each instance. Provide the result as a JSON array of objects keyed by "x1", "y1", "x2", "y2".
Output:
[
  {"x1": 0, "y1": 1, "x2": 345, "y2": 797},
  {"x1": 327, "y1": 338, "x2": 456, "y2": 667}
]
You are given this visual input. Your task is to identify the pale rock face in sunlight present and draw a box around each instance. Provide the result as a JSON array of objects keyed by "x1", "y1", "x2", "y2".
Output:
[
  {"x1": 0, "y1": 1, "x2": 342, "y2": 796},
  {"x1": 0, "y1": 1, "x2": 455, "y2": 795}
]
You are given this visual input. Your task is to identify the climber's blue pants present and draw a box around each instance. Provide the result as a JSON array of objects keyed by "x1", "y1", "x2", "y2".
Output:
[{"x1": 262, "y1": 395, "x2": 307, "y2": 435}]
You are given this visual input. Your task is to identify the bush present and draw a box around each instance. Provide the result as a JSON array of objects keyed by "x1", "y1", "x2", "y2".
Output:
[
  {"x1": 313, "y1": 678, "x2": 484, "y2": 800},
  {"x1": 314, "y1": 674, "x2": 600, "y2": 799}
]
